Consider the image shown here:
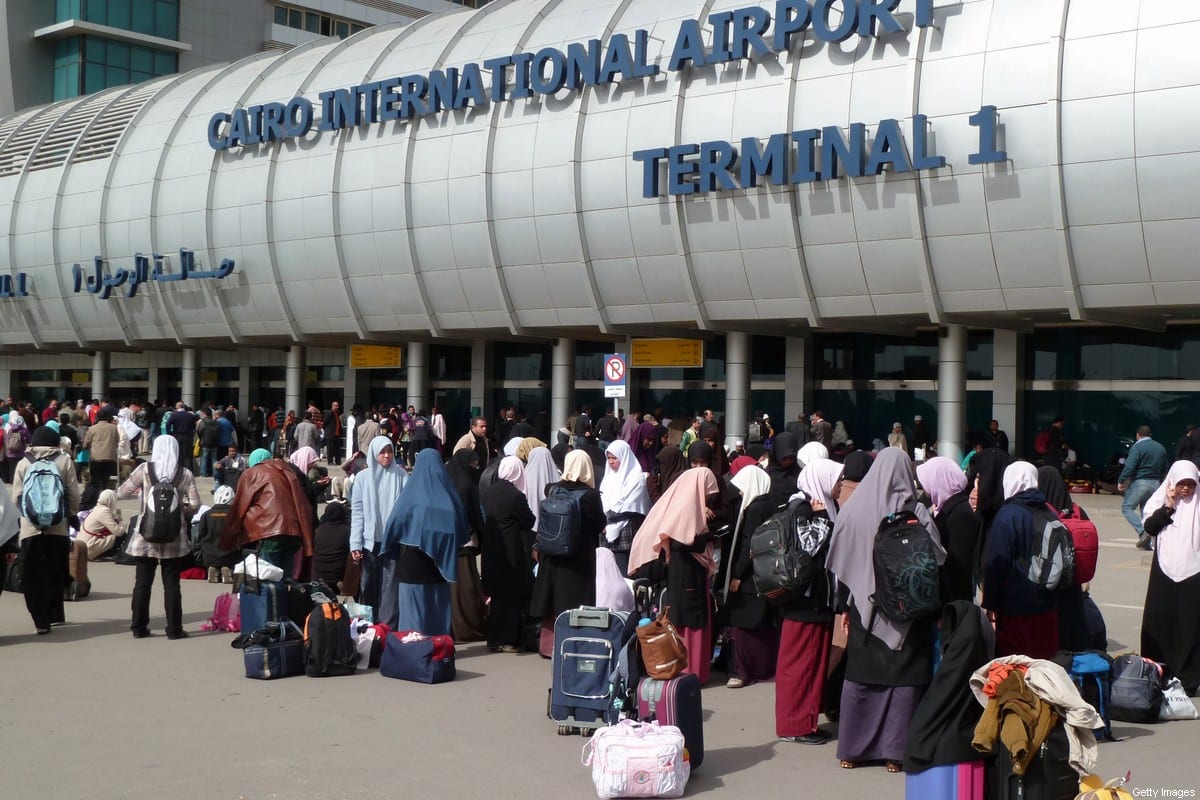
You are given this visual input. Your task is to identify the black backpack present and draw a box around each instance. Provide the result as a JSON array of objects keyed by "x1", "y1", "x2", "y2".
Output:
[
  {"x1": 141, "y1": 463, "x2": 183, "y2": 544},
  {"x1": 536, "y1": 486, "x2": 588, "y2": 557},
  {"x1": 869, "y1": 505, "x2": 941, "y2": 624},
  {"x1": 1109, "y1": 654, "x2": 1164, "y2": 723},
  {"x1": 304, "y1": 602, "x2": 358, "y2": 677},
  {"x1": 749, "y1": 498, "x2": 832, "y2": 604}
]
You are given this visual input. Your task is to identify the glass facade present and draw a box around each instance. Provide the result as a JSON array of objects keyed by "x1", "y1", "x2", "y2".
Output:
[
  {"x1": 1029, "y1": 327, "x2": 1200, "y2": 381},
  {"x1": 817, "y1": 331, "x2": 994, "y2": 382},
  {"x1": 273, "y1": 3, "x2": 367, "y2": 39},
  {"x1": 57, "y1": 0, "x2": 180, "y2": 39},
  {"x1": 53, "y1": 36, "x2": 178, "y2": 101}
]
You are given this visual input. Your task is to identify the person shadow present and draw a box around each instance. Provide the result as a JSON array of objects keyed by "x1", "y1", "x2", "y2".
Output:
[{"x1": 685, "y1": 743, "x2": 780, "y2": 792}]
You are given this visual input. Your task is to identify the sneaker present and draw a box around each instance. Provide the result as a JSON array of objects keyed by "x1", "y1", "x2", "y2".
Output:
[
  {"x1": 220, "y1": 567, "x2": 233, "y2": 584},
  {"x1": 497, "y1": 644, "x2": 519, "y2": 654},
  {"x1": 207, "y1": 567, "x2": 220, "y2": 583},
  {"x1": 726, "y1": 677, "x2": 745, "y2": 689},
  {"x1": 1136, "y1": 535, "x2": 1153, "y2": 551},
  {"x1": 780, "y1": 733, "x2": 827, "y2": 745}
]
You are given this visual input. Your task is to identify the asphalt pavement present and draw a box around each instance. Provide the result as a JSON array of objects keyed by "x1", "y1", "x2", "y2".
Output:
[{"x1": 1, "y1": 484, "x2": 1197, "y2": 799}]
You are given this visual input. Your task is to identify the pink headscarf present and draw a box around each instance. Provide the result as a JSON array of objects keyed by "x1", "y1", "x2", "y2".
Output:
[
  {"x1": 289, "y1": 446, "x2": 319, "y2": 476},
  {"x1": 916, "y1": 456, "x2": 968, "y2": 513},
  {"x1": 627, "y1": 468, "x2": 718, "y2": 577}
]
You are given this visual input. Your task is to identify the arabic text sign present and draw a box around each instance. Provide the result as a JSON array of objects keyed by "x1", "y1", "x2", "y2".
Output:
[
  {"x1": 349, "y1": 345, "x2": 403, "y2": 370},
  {"x1": 71, "y1": 249, "x2": 236, "y2": 300},
  {"x1": 630, "y1": 339, "x2": 705, "y2": 368}
]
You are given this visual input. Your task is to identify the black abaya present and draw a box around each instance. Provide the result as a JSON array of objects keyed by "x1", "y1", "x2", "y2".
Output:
[
  {"x1": 1141, "y1": 555, "x2": 1200, "y2": 695},
  {"x1": 933, "y1": 490, "x2": 982, "y2": 603},
  {"x1": 19, "y1": 534, "x2": 70, "y2": 631},
  {"x1": 529, "y1": 480, "x2": 604, "y2": 619},
  {"x1": 481, "y1": 479, "x2": 535, "y2": 648}
]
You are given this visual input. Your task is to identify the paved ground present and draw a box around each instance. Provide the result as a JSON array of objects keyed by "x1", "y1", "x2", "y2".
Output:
[{"x1": 1, "y1": 484, "x2": 1198, "y2": 799}]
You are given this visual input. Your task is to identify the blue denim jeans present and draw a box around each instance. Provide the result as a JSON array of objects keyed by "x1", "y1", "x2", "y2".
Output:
[{"x1": 1122, "y1": 478, "x2": 1160, "y2": 536}]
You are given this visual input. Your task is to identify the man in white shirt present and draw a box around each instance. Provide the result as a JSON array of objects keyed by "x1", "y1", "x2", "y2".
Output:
[{"x1": 430, "y1": 405, "x2": 446, "y2": 454}]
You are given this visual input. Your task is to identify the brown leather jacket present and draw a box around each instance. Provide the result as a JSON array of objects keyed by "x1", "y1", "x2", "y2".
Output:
[{"x1": 219, "y1": 460, "x2": 314, "y2": 555}]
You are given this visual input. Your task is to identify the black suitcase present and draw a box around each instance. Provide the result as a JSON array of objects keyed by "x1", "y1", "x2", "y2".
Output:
[{"x1": 986, "y1": 723, "x2": 1076, "y2": 800}]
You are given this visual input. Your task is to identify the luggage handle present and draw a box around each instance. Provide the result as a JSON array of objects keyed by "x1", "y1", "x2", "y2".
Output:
[{"x1": 568, "y1": 607, "x2": 612, "y2": 629}]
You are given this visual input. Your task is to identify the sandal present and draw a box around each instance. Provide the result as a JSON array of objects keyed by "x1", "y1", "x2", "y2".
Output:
[
  {"x1": 886, "y1": 762, "x2": 903, "y2": 774},
  {"x1": 840, "y1": 760, "x2": 855, "y2": 770}
]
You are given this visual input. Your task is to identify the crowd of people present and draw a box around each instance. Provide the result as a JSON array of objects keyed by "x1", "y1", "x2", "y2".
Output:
[{"x1": 2, "y1": 395, "x2": 1199, "y2": 776}]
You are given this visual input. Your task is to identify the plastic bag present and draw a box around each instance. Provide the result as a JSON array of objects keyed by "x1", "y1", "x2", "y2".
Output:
[
  {"x1": 1158, "y1": 676, "x2": 1198, "y2": 721},
  {"x1": 232, "y1": 553, "x2": 284, "y2": 582}
]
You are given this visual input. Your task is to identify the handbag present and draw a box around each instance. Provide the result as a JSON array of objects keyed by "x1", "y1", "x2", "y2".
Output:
[
  {"x1": 582, "y1": 719, "x2": 690, "y2": 799},
  {"x1": 636, "y1": 606, "x2": 688, "y2": 681},
  {"x1": 193, "y1": 437, "x2": 200, "y2": 458},
  {"x1": 1158, "y1": 676, "x2": 1198, "y2": 721}
]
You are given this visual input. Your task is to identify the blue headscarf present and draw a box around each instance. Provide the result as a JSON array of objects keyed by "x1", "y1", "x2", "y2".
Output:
[
  {"x1": 350, "y1": 436, "x2": 407, "y2": 552},
  {"x1": 381, "y1": 448, "x2": 467, "y2": 581}
]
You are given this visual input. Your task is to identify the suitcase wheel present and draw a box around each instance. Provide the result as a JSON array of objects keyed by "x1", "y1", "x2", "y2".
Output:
[
  {"x1": 580, "y1": 727, "x2": 595, "y2": 738},
  {"x1": 557, "y1": 725, "x2": 575, "y2": 736}
]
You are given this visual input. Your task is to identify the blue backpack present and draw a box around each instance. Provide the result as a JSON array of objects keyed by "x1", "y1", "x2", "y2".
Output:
[
  {"x1": 1055, "y1": 650, "x2": 1114, "y2": 740},
  {"x1": 21, "y1": 453, "x2": 67, "y2": 530}
]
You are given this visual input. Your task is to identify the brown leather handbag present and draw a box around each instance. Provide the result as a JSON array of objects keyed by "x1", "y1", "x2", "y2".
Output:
[{"x1": 636, "y1": 606, "x2": 688, "y2": 680}]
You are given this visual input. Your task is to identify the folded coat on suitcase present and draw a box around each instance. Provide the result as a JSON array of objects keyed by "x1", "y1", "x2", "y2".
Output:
[{"x1": 637, "y1": 675, "x2": 705, "y2": 771}]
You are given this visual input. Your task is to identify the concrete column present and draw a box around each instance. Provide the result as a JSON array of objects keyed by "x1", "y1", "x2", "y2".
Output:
[
  {"x1": 92, "y1": 351, "x2": 109, "y2": 400},
  {"x1": 180, "y1": 348, "x2": 198, "y2": 408},
  {"x1": 237, "y1": 365, "x2": 252, "y2": 413},
  {"x1": 725, "y1": 332, "x2": 751, "y2": 452},
  {"x1": 406, "y1": 341, "x2": 428, "y2": 413},
  {"x1": 285, "y1": 345, "x2": 305, "y2": 415},
  {"x1": 146, "y1": 367, "x2": 160, "y2": 404},
  {"x1": 0, "y1": 368, "x2": 10, "y2": 400},
  {"x1": 551, "y1": 337, "x2": 575, "y2": 432},
  {"x1": 784, "y1": 336, "x2": 812, "y2": 429},
  {"x1": 937, "y1": 324, "x2": 968, "y2": 463},
  {"x1": 992, "y1": 329, "x2": 1024, "y2": 456},
  {"x1": 470, "y1": 340, "x2": 494, "y2": 419}
]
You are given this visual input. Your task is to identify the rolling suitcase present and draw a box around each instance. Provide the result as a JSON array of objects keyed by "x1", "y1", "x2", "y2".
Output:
[
  {"x1": 548, "y1": 606, "x2": 630, "y2": 735},
  {"x1": 905, "y1": 761, "x2": 984, "y2": 800},
  {"x1": 239, "y1": 579, "x2": 284, "y2": 633},
  {"x1": 637, "y1": 674, "x2": 705, "y2": 771},
  {"x1": 986, "y1": 723, "x2": 1076, "y2": 800}
]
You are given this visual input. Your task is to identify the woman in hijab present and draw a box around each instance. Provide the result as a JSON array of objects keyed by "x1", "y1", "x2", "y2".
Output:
[
  {"x1": 1140, "y1": 461, "x2": 1200, "y2": 694},
  {"x1": 629, "y1": 467, "x2": 722, "y2": 683},
  {"x1": 530, "y1": 450, "x2": 606, "y2": 656},
  {"x1": 768, "y1": 433, "x2": 802, "y2": 505},
  {"x1": 776, "y1": 459, "x2": 843, "y2": 743},
  {"x1": 722, "y1": 464, "x2": 778, "y2": 689},
  {"x1": 917, "y1": 457, "x2": 980, "y2": 603},
  {"x1": 312, "y1": 500, "x2": 351, "y2": 592},
  {"x1": 482, "y1": 455, "x2": 536, "y2": 652},
  {"x1": 634, "y1": 420, "x2": 660, "y2": 474},
  {"x1": 117, "y1": 435, "x2": 200, "y2": 639},
  {"x1": 699, "y1": 423, "x2": 728, "y2": 477},
  {"x1": 382, "y1": 449, "x2": 468, "y2": 637},
  {"x1": 446, "y1": 448, "x2": 488, "y2": 641},
  {"x1": 347, "y1": 437, "x2": 407, "y2": 611},
  {"x1": 827, "y1": 448, "x2": 945, "y2": 771},
  {"x1": 288, "y1": 445, "x2": 324, "y2": 525},
  {"x1": 619, "y1": 411, "x2": 642, "y2": 448},
  {"x1": 649, "y1": 445, "x2": 687, "y2": 503},
  {"x1": 967, "y1": 446, "x2": 1011, "y2": 551},
  {"x1": 522, "y1": 445, "x2": 561, "y2": 527},
  {"x1": 837, "y1": 451, "x2": 873, "y2": 507},
  {"x1": 78, "y1": 488, "x2": 122, "y2": 561},
  {"x1": 1038, "y1": 465, "x2": 1092, "y2": 652},
  {"x1": 797, "y1": 441, "x2": 830, "y2": 470},
  {"x1": 3, "y1": 411, "x2": 30, "y2": 484},
  {"x1": 887, "y1": 423, "x2": 908, "y2": 453},
  {"x1": 550, "y1": 428, "x2": 572, "y2": 471},
  {"x1": 515, "y1": 436, "x2": 547, "y2": 463},
  {"x1": 199, "y1": 484, "x2": 239, "y2": 583},
  {"x1": 599, "y1": 440, "x2": 650, "y2": 574},
  {"x1": 982, "y1": 461, "x2": 1060, "y2": 659},
  {"x1": 11, "y1": 426, "x2": 81, "y2": 634},
  {"x1": 222, "y1": 447, "x2": 316, "y2": 583}
]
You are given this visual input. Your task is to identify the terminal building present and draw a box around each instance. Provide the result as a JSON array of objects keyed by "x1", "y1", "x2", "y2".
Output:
[{"x1": 0, "y1": 0, "x2": 1197, "y2": 467}]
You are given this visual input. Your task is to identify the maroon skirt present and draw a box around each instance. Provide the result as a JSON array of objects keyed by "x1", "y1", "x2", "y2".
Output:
[
  {"x1": 995, "y1": 609, "x2": 1059, "y2": 660},
  {"x1": 775, "y1": 619, "x2": 832, "y2": 737},
  {"x1": 731, "y1": 625, "x2": 781, "y2": 684}
]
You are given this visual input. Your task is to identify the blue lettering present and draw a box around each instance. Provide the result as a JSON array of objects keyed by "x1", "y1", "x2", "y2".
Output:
[
  {"x1": 260, "y1": 103, "x2": 287, "y2": 142},
  {"x1": 531, "y1": 48, "x2": 567, "y2": 95},
  {"x1": 484, "y1": 56, "x2": 513, "y2": 102},
  {"x1": 708, "y1": 12, "x2": 735, "y2": 63},
  {"x1": 910, "y1": 114, "x2": 945, "y2": 170},
  {"x1": 399, "y1": 75, "x2": 429, "y2": 119},
  {"x1": 699, "y1": 141, "x2": 739, "y2": 191},
  {"x1": 207, "y1": 112, "x2": 230, "y2": 150},
  {"x1": 864, "y1": 118, "x2": 911, "y2": 175},
  {"x1": 354, "y1": 81, "x2": 383, "y2": 123},
  {"x1": 773, "y1": 0, "x2": 812, "y2": 52},
  {"x1": 454, "y1": 64, "x2": 487, "y2": 110},
  {"x1": 791, "y1": 129, "x2": 821, "y2": 183},
  {"x1": 669, "y1": 19, "x2": 708, "y2": 71},
  {"x1": 244, "y1": 105, "x2": 264, "y2": 144},
  {"x1": 379, "y1": 78, "x2": 403, "y2": 121},
  {"x1": 632, "y1": 30, "x2": 660, "y2": 78},
  {"x1": 667, "y1": 144, "x2": 700, "y2": 195},
  {"x1": 284, "y1": 97, "x2": 312, "y2": 137},
  {"x1": 916, "y1": 0, "x2": 935, "y2": 28},
  {"x1": 813, "y1": 0, "x2": 858, "y2": 43},
  {"x1": 822, "y1": 123, "x2": 865, "y2": 178},
  {"x1": 632, "y1": 148, "x2": 669, "y2": 198},
  {"x1": 740, "y1": 134, "x2": 790, "y2": 187},
  {"x1": 565, "y1": 40, "x2": 602, "y2": 88},
  {"x1": 601, "y1": 34, "x2": 637, "y2": 84},
  {"x1": 511, "y1": 52, "x2": 535, "y2": 99},
  {"x1": 731, "y1": 7, "x2": 773, "y2": 60},
  {"x1": 858, "y1": 0, "x2": 903, "y2": 37},
  {"x1": 969, "y1": 105, "x2": 1007, "y2": 164},
  {"x1": 428, "y1": 69, "x2": 458, "y2": 113},
  {"x1": 226, "y1": 109, "x2": 251, "y2": 147}
]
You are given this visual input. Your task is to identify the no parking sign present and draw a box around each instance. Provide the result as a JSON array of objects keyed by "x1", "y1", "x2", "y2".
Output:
[{"x1": 604, "y1": 354, "x2": 626, "y2": 399}]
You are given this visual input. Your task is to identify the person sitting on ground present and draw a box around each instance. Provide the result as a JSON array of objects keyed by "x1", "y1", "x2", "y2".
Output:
[
  {"x1": 214, "y1": 445, "x2": 248, "y2": 490},
  {"x1": 78, "y1": 489, "x2": 122, "y2": 561},
  {"x1": 312, "y1": 499, "x2": 351, "y2": 594},
  {"x1": 199, "y1": 485, "x2": 239, "y2": 584}
]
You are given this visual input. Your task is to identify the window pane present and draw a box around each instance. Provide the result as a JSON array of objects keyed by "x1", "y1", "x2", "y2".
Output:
[
  {"x1": 106, "y1": 65, "x2": 130, "y2": 87},
  {"x1": 131, "y1": 0, "x2": 153, "y2": 32},
  {"x1": 84, "y1": 61, "x2": 105, "y2": 91},
  {"x1": 335, "y1": 20, "x2": 349, "y2": 38},
  {"x1": 109, "y1": 0, "x2": 132, "y2": 29},
  {"x1": 274, "y1": 5, "x2": 287, "y2": 25},
  {"x1": 350, "y1": 24, "x2": 364, "y2": 34},
  {"x1": 319, "y1": 16, "x2": 331, "y2": 35},
  {"x1": 85, "y1": 35, "x2": 105, "y2": 63},
  {"x1": 53, "y1": 66, "x2": 67, "y2": 100},
  {"x1": 84, "y1": 0, "x2": 107, "y2": 25},
  {"x1": 288, "y1": 8, "x2": 301, "y2": 27},
  {"x1": 155, "y1": 0, "x2": 177, "y2": 39},
  {"x1": 304, "y1": 11, "x2": 319, "y2": 32},
  {"x1": 108, "y1": 41, "x2": 130, "y2": 68},
  {"x1": 153, "y1": 49, "x2": 175, "y2": 74},
  {"x1": 130, "y1": 44, "x2": 153, "y2": 73}
]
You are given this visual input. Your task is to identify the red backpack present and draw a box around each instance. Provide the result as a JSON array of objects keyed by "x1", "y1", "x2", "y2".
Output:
[
  {"x1": 1034, "y1": 429, "x2": 1052, "y2": 455},
  {"x1": 1055, "y1": 502, "x2": 1098, "y2": 584}
]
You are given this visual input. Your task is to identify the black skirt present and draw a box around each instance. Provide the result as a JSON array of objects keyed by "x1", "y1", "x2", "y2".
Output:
[{"x1": 1141, "y1": 555, "x2": 1200, "y2": 694}]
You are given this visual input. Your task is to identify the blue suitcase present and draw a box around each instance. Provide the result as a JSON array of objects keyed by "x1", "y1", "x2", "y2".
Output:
[
  {"x1": 242, "y1": 620, "x2": 305, "y2": 679},
  {"x1": 239, "y1": 580, "x2": 284, "y2": 633},
  {"x1": 548, "y1": 606, "x2": 630, "y2": 735}
]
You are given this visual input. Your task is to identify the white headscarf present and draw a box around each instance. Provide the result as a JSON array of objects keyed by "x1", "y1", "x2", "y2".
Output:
[
  {"x1": 523, "y1": 446, "x2": 561, "y2": 526},
  {"x1": 1143, "y1": 461, "x2": 1200, "y2": 582},
  {"x1": 797, "y1": 441, "x2": 829, "y2": 468},
  {"x1": 351, "y1": 436, "x2": 407, "y2": 551},
  {"x1": 498, "y1": 455, "x2": 526, "y2": 493},
  {"x1": 600, "y1": 440, "x2": 651, "y2": 543},
  {"x1": 151, "y1": 434, "x2": 180, "y2": 481},
  {"x1": 503, "y1": 437, "x2": 522, "y2": 458},
  {"x1": 1002, "y1": 461, "x2": 1039, "y2": 499},
  {"x1": 595, "y1": 547, "x2": 635, "y2": 613},
  {"x1": 796, "y1": 460, "x2": 843, "y2": 524}
]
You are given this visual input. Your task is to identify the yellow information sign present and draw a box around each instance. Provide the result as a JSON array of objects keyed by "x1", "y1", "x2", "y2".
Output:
[
  {"x1": 200, "y1": 371, "x2": 219, "y2": 383},
  {"x1": 630, "y1": 338, "x2": 705, "y2": 368},
  {"x1": 70, "y1": 372, "x2": 90, "y2": 384},
  {"x1": 349, "y1": 344, "x2": 403, "y2": 370}
]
